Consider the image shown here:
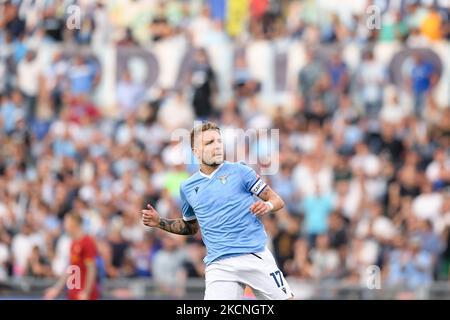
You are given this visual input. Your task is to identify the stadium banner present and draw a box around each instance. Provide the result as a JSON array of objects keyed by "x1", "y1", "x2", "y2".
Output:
[
  {"x1": 378, "y1": 42, "x2": 450, "y2": 108},
  {"x1": 430, "y1": 41, "x2": 450, "y2": 107},
  {"x1": 39, "y1": 39, "x2": 450, "y2": 116}
]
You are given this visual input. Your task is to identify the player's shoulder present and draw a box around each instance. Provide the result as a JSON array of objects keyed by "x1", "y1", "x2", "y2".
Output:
[
  {"x1": 216, "y1": 161, "x2": 247, "y2": 174},
  {"x1": 180, "y1": 171, "x2": 203, "y2": 190},
  {"x1": 82, "y1": 235, "x2": 96, "y2": 246},
  {"x1": 229, "y1": 160, "x2": 253, "y2": 173},
  {"x1": 224, "y1": 160, "x2": 247, "y2": 168}
]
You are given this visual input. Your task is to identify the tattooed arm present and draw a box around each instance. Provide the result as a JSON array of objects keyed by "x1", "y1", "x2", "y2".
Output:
[
  {"x1": 141, "y1": 204, "x2": 199, "y2": 235},
  {"x1": 158, "y1": 217, "x2": 199, "y2": 235}
]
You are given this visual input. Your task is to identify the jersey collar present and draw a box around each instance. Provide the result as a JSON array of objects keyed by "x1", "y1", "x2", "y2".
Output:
[{"x1": 198, "y1": 162, "x2": 225, "y2": 179}]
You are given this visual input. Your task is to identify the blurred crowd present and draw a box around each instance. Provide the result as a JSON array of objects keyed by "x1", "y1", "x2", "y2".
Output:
[{"x1": 1, "y1": 0, "x2": 450, "y2": 298}]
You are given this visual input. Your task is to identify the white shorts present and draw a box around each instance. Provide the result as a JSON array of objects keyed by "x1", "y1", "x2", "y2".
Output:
[{"x1": 204, "y1": 247, "x2": 294, "y2": 300}]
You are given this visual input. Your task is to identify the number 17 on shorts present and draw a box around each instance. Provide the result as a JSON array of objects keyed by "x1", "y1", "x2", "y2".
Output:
[{"x1": 269, "y1": 270, "x2": 288, "y2": 295}]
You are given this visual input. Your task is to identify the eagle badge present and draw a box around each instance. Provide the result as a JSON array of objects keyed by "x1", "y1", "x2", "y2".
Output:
[{"x1": 218, "y1": 174, "x2": 229, "y2": 184}]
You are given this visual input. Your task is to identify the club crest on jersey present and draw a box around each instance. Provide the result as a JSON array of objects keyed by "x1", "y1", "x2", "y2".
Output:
[{"x1": 218, "y1": 174, "x2": 229, "y2": 184}]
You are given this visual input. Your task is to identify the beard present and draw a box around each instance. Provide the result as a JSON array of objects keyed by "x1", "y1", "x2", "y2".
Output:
[{"x1": 202, "y1": 154, "x2": 224, "y2": 167}]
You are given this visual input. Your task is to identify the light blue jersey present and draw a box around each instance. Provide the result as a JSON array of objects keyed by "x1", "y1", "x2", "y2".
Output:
[{"x1": 180, "y1": 161, "x2": 268, "y2": 265}]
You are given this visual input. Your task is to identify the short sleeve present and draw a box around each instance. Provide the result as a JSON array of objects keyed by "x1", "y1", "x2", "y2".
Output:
[
  {"x1": 238, "y1": 162, "x2": 267, "y2": 196},
  {"x1": 83, "y1": 237, "x2": 96, "y2": 262},
  {"x1": 180, "y1": 185, "x2": 196, "y2": 221}
]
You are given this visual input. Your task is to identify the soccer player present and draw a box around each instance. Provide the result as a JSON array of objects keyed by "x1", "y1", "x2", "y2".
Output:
[
  {"x1": 44, "y1": 212, "x2": 99, "y2": 300},
  {"x1": 141, "y1": 122, "x2": 294, "y2": 300}
]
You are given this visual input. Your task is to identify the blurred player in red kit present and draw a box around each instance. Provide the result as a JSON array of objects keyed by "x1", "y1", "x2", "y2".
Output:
[{"x1": 44, "y1": 212, "x2": 100, "y2": 300}]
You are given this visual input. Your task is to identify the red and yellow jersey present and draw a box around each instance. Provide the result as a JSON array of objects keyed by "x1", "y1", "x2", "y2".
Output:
[{"x1": 68, "y1": 235, "x2": 99, "y2": 300}]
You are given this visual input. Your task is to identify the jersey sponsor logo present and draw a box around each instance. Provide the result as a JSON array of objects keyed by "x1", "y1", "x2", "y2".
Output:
[{"x1": 250, "y1": 179, "x2": 266, "y2": 195}]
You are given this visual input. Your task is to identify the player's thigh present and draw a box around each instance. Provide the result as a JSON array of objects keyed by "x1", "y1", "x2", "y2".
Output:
[
  {"x1": 204, "y1": 280, "x2": 245, "y2": 300},
  {"x1": 204, "y1": 260, "x2": 244, "y2": 300},
  {"x1": 242, "y1": 248, "x2": 294, "y2": 300}
]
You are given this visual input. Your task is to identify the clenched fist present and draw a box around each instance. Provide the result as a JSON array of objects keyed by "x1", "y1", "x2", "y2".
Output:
[{"x1": 250, "y1": 201, "x2": 272, "y2": 217}]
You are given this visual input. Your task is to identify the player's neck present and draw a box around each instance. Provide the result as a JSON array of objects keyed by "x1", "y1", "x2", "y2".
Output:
[
  {"x1": 71, "y1": 230, "x2": 84, "y2": 240},
  {"x1": 199, "y1": 163, "x2": 221, "y2": 176}
]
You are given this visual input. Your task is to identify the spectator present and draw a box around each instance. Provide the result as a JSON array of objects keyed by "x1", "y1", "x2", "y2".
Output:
[
  {"x1": 408, "y1": 54, "x2": 437, "y2": 117},
  {"x1": 379, "y1": 10, "x2": 409, "y2": 42},
  {"x1": 157, "y1": 90, "x2": 194, "y2": 132},
  {"x1": 412, "y1": 219, "x2": 443, "y2": 259},
  {"x1": 127, "y1": 233, "x2": 157, "y2": 277},
  {"x1": 405, "y1": 237, "x2": 434, "y2": 289},
  {"x1": 386, "y1": 235, "x2": 434, "y2": 290},
  {"x1": 152, "y1": 233, "x2": 188, "y2": 298},
  {"x1": 385, "y1": 235, "x2": 408, "y2": 288},
  {"x1": 412, "y1": 182, "x2": 444, "y2": 223},
  {"x1": 190, "y1": 48, "x2": 216, "y2": 119},
  {"x1": 0, "y1": 58, "x2": 6, "y2": 94},
  {"x1": 420, "y1": 7, "x2": 443, "y2": 42},
  {"x1": 0, "y1": 90, "x2": 25, "y2": 135},
  {"x1": 327, "y1": 211, "x2": 348, "y2": 250},
  {"x1": 271, "y1": 219, "x2": 298, "y2": 275},
  {"x1": 182, "y1": 241, "x2": 206, "y2": 279},
  {"x1": 355, "y1": 50, "x2": 386, "y2": 119},
  {"x1": 11, "y1": 223, "x2": 44, "y2": 276},
  {"x1": 300, "y1": 183, "x2": 335, "y2": 247},
  {"x1": 2, "y1": 2, "x2": 26, "y2": 40},
  {"x1": 298, "y1": 49, "x2": 324, "y2": 111},
  {"x1": 309, "y1": 234, "x2": 340, "y2": 281},
  {"x1": 107, "y1": 227, "x2": 130, "y2": 278},
  {"x1": 0, "y1": 220, "x2": 11, "y2": 281},
  {"x1": 67, "y1": 55, "x2": 99, "y2": 97},
  {"x1": 440, "y1": 225, "x2": 450, "y2": 280},
  {"x1": 16, "y1": 50, "x2": 40, "y2": 123},
  {"x1": 380, "y1": 88, "x2": 411, "y2": 126},
  {"x1": 116, "y1": 70, "x2": 146, "y2": 118},
  {"x1": 327, "y1": 52, "x2": 349, "y2": 94},
  {"x1": 25, "y1": 245, "x2": 53, "y2": 278},
  {"x1": 117, "y1": 28, "x2": 139, "y2": 47},
  {"x1": 43, "y1": 51, "x2": 69, "y2": 118},
  {"x1": 425, "y1": 148, "x2": 450, "y2": 189},
  {"x1": 374, "y1": 123, "x2": 405, "y2": 166}
]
